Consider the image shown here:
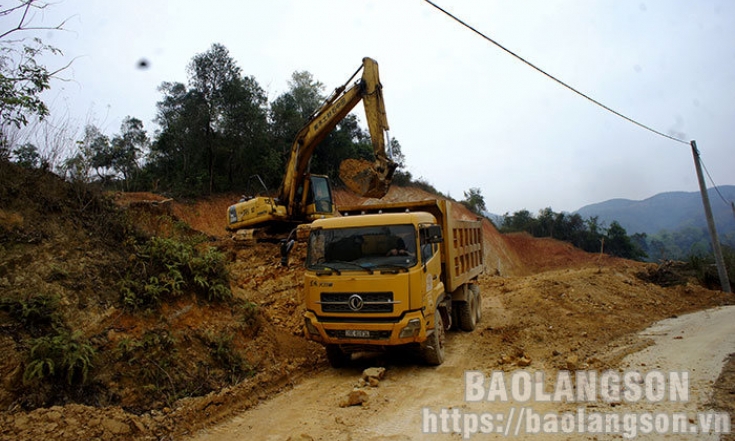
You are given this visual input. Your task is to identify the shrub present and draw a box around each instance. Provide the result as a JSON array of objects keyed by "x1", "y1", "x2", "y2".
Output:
[
  {"x1": 0, "y1": 293, "x2": 61, "y2": 333},
  {"x1": 121, "y1": 236, "x2": 232, "y2": 309},
  {"x1": 687, "y1": 246, "x2": 735, "y2": 290},
  {"x1": 23, "y1": 329, "x2": 96, "y2": 386},
  {"x1": 200, "y1": 331, "x2": 253, "y2": 383}
]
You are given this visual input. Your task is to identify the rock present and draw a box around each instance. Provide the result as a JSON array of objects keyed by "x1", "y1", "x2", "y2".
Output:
[
  {"x1": 339, "y1": 389, "x2": 369, "y2": 407},
  {"x1": 566, "y1": 355, "x2": 579, "y2": 370},
  {"x1": 362, "y1": 367, "x2": 386, "y2": 382},
  {"x1": 286, "y1": 434, "x2": 314, "y2": 441},
  {"x1": 101, "y1": 417, "x2": 131, "y2": 435},
  {"x1": 46, "y1": 410, "x2": 62, "y2": 422},
  {"x1": 13, "y1": 414, "x2": 29, "y2": 430},
  {"x1": 517, "y1": 356, "x2": 532, "y2": 367}
]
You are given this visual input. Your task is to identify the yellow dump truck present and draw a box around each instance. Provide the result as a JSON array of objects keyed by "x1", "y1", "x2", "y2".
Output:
[{"x1": 302, "y1": 199, "x2": 484, "y2": 366}]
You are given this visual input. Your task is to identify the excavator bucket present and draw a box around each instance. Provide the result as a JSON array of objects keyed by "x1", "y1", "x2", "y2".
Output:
[{"x1": 339, "y1": 158, "x2": 393, "y2": 199}]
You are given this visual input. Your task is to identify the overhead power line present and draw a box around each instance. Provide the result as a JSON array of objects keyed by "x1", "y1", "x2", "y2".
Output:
[
  {"x1": 423, "y1": 0, "x2": 689, "y2": 145},
  {"x1": 700, "y1": 156, "x2": 734, "y2": 208}
]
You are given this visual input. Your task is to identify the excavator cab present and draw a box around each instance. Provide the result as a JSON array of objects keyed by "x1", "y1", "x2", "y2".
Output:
[
  {"x1": 301, "y1": 174, "x2": 335, "y2": 221},
  {"x1": 228, "y1": 174, "x2": 335, "y2": 234}
]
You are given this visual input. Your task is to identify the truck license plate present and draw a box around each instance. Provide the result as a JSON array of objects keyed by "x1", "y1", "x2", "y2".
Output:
[{"x1": 345, "y1": 329, "x2": 371, "y2": 338}]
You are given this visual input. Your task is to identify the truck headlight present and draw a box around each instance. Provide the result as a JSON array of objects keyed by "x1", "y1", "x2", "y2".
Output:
[
  {"x1": 304, "y1": 318, "x2": 319, "y2": 336},
  {"x1": 228, "y1": 206, "x2": 238, "y2": 224},
  {"x1": 399, "y1": 318, "x2": 422, "y2": 338}
]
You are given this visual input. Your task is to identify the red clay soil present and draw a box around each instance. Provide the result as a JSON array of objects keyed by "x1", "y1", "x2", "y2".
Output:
[
  {"x1": 111, "y1": 192, "x2": 238, "y2": 239},
  {"x1": 501, "y1": 231, "x2": 618, "y2": 273}
]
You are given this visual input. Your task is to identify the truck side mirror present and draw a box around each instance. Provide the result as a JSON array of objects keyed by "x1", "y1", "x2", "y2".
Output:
[{"x1": 426, "y1": 225, "x2": 443, "y2": 243}]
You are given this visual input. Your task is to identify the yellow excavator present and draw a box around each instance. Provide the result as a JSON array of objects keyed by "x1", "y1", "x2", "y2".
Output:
[{"x1": 226, "y1": 57, "x2": 396, "y2": 239}]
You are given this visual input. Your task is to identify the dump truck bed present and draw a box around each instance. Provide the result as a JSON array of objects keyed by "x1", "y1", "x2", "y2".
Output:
[{"x1": 338, "y1": 199, "x2": 483, "y2": 292}]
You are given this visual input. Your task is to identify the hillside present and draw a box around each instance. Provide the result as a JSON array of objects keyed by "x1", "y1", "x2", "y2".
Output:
[
  {"x1": 1, "y1": 162, "x2": 733, "y2": 440},
  {"x1": 576, "y1": 186, "x2": 735, "y2": 236}
]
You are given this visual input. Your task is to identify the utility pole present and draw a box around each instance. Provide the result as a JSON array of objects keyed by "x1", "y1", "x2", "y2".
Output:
[{"x1": 690, "y1": 140, "x2": 731, "y2": 293}]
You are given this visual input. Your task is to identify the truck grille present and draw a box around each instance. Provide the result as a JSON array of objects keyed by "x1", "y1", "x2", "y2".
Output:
[
  {"x1": 325, "y1": 330, "x2": 392, "y2": 340},
  {"x1": 318, "y1": 292, "x2": 396, "y2": 313}
]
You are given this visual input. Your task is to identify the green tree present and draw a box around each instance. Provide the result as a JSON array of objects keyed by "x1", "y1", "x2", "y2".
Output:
[
  {"x1": 146, "y1": 48, "x2": 405, "y2": 197},
  {"x1": 11, "y1": 142, "x2": 40, "y2": 168},
  {"x1": 268, "y1": 71, "x2": 325, "y2": 188},
  {"x1": 218, "y1": 75, "x2": 269, "y2": 191},
  {"x1": 537, "y1": 207, "x2": 555, "y2": 237},
  {"x1": 462, "y1": 187, "x2": 486, "y2": 215},
  {"x1": 501, "y1": 209, "x2": 535, "y2": 232},
  {"x1": 85, "y1": 125, "x2": 113, "y2": 182},
  {"x1": 631, "y1": 232, "x2": 649, "y2": 259},
  {"x1": 187, "y1": 43, "x2": 242, "y2": 194},
  {"x1": 270, "y1": 71, "x2": 324, "y2": 139},
  {"x1": 606, "y1": 221, "x2": 647, "y2": 260},
  {"x1": 149, "y1": 44, "x2": 268, "y2": 195},
  {"x1": 63, "y1": 125, "x2": 106, "y2": 183},
  {"x1": 0, "y1": 1, "x2": 65, "y2": 155},
  {"x1": 500, "y1": 208, "x2": 645, "y2": 260},
  {"x1": 583, "y1": 216, "x2": 605, "y2": 252},
  {"x1": 150, "y1": 81, "x2": 206, "y2": 193},
  {"x1": 388, "y1": 138, "x2": 412, "y2": 185},
  {"x1": 109, "y1": 117, "x2": 148, "y2": 190}
]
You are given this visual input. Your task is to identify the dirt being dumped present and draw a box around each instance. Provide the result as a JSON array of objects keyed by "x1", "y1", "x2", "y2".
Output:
[{"x1": 1, "y1": 170, "x2": 733, "y2": 441}]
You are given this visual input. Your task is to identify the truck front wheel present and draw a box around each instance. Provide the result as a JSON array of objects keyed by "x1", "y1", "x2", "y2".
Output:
[
  {"x1": 421, "y1": 311, "x2": 446, "y2": 366},
  {"x1": 326, "y1": 344, "x2": 351, "y2": 368}
]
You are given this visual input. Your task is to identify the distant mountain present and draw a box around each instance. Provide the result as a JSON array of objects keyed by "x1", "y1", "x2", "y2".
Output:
[
  {"x1": 482, "y1": 210, "x2": 503, "y2": 226},
  {"x1": 575, "y1": 186, "x2": 735, "y2": 236}
]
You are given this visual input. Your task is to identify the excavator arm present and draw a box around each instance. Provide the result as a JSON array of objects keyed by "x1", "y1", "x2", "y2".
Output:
[
  {"x1": 226, "y1": 57, "x2": 396, "y2": 235},
  {"x1": 280, "y1": 57, "x2": 397, "y2": 217}
]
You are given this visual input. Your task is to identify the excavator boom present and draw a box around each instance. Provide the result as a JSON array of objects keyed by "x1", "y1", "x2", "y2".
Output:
[
  {"x1": 281, "y1": 57, "x2": 396, "y2": 215},
  {"x1": 226, "y1": 57, "x2": 396, "y2": 234}
]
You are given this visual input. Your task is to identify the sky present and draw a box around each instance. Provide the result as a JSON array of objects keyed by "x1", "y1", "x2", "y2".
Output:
[{"x1": 7, "y1": 0, "x2": 735, "y2": 215}]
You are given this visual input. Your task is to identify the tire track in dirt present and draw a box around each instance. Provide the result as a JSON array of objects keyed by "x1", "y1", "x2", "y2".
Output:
[{"x1": 187, "y1": 305, "x2": 735, "y2": 441}]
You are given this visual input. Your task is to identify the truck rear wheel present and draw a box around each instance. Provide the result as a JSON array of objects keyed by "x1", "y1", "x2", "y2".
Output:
[
  {"x1": 457, "y1": 287, "x2": 480, "y2": 331},
  {"x1": 421, "y1": 311, "x2": 446, "y2": 365},
  {"x1": 470, "y1": 284, "x2": 482, "y2": 324},
  {"x1": 325, "y1": 344, "x2": 350, "y2": 368}
]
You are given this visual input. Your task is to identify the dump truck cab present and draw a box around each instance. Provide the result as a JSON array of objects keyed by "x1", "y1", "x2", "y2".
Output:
[{"x1": 303, "y1": 200, "x2": 483, "y2": 366}]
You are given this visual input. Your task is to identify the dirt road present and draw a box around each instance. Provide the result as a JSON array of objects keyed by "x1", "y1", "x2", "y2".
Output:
[
  {"x1": 187, "y1": 304, "x2": 735, "y2": 441},
  {"x1": 607, "y1": 305, "x2": 735, "y2": 440}
]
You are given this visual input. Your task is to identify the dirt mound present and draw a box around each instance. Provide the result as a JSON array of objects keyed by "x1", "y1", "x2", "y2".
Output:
[
  {"x1": 502, "y1": 231, "x2": 616, "y2": 273},
  {"x1": 0, "y1": 163, "x2": 325, "y2": 440},
  {"x1": 113, "y1": 192, "x2": 235, "y2": 239}
]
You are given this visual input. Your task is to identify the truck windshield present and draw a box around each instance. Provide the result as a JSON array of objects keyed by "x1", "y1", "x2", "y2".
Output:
[{"x1": 307, "y1": 224, "x2": 417, "y2": 271}]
